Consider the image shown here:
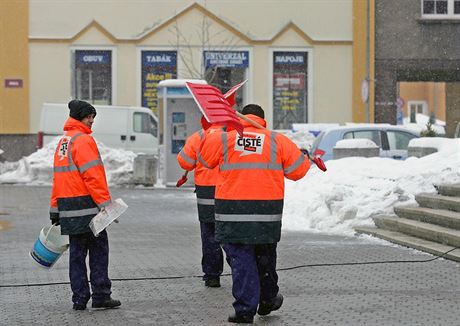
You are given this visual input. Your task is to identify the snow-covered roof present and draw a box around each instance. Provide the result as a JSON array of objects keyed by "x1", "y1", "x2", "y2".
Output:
[
  {"x1": 334, "y1": 139, "x2": 378, "y2": 149},
  {"x1": 158, "y1": 79, "x2": 207, "y2": 87}
]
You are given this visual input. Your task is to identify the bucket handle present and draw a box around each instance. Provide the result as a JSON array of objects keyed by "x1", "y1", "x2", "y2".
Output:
[{"x1": 44, "y1": 224, "x2": 57, "y2": 242}]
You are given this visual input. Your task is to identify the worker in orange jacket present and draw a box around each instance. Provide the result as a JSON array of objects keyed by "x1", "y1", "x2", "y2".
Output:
[
  {"x1": 49, "y1": 100, "x2": 121, "y2": 311},
  {"x1": 199, "y1": 104, "x2": 311, "y2": 324},
  {"x1": 177, "y1": 116, "x2": 224, "y2": 287}
]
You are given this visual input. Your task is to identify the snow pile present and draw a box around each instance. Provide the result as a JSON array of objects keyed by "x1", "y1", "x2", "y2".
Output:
[
  {"x1": 277, "y1": 129, "x2": 316, "y2": 150},
  {"x1": 403, "y1": 113, "x2": 445, "y2": 135},
  {"x1": 409, "y1": 137, "x2": 458, "y2": 152},
  {"x1": 283, "y1": 138, "x2": 460, "y2": 236},
  {"x1": 0, "y1": 137, "x2": 136, "y2": 186}
]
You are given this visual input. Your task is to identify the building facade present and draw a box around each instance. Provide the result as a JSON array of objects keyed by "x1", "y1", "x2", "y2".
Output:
[
  {"x1": 374, "y1": 0, "x2": 460, "y2": 136},
  {"x1": 1, "y1": 0, "x2": 365, "y2": 136},
  {"x1": 0, "y1": 1, "x2": 29, "y2": 133}
]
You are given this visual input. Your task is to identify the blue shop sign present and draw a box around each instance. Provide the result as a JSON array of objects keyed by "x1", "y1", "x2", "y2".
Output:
[
  {"x1": 142, "y1": 51, "x2": 177, "y2": 67},
  {"x1": 204, "y1": 51, "x2": 249, "y2": 68},
  {"x1": 76, "y1": 50, "x2": 111, "y2": 65},
  {"x1": 274, "y1": 52, "x2": 306, "y2": 65}
]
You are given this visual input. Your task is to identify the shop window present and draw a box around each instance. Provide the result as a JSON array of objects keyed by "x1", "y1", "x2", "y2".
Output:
[
  {"x1": 273, "y1": 51, "x2": 308, "y2": 129},
  {"x1": 422, "y1": 0, "x2": 460, "y2": 18},
  {"x1": 203, "y1": 51, "x2": 249, "y2": 108},
  {"x1": 141, "y1": 51, "x2": 177, "y2": 114},
  {"x1": 73, "y1": 50, "x2": 112, "y2": 105}
]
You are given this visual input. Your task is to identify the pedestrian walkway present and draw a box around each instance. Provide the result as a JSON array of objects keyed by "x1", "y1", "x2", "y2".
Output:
[{"x1": 0, "y1": 185, "x2": 459, "y2": 325}]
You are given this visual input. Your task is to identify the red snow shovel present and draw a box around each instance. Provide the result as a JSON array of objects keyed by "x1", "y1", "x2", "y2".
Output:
[
  {"x1": 176, "y1": 171, "x2": 188, "y2": 187},
  {"x1": 301, "y1": 149, "x2": 327, "y2": 172},
  {"x1": 176, "y1": 83, "x2": 245, "y2": 187},
  {"x1": 222, "y1": 81, "x2": 327, "y2": 172},
  {"x1": 186, "y1": 82, "x2": 244, "y2": 136}
]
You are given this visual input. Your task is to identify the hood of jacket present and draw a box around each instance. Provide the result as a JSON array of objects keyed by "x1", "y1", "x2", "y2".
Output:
[
  {"x1": 63, "y1": 117, "x2": 92, "y2": 134},
  {"x1": 240, "y1": 114, "x2": 267, "y2": 129}
]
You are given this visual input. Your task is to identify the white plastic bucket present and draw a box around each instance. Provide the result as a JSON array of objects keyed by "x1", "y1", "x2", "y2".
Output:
[{"x1": 30, "y1": 224, "x2": 69, "y2": 268}]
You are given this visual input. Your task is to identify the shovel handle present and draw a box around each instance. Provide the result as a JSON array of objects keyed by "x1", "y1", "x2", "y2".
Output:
[
  {"x1": 235, "y1": 111, "x2": 266, "y2": 129},
  {"x1": 234, "y1": 112, "x2": 326, "y2": 171}
]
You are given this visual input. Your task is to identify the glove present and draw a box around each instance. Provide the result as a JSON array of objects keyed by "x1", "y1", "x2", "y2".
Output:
[{"x1": 51, "y1": 217, "x2": 60, "y2": 226}]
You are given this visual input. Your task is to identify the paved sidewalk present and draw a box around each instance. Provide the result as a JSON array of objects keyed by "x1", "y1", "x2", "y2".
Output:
[{"x1": 0, "y1": 185, "x2": 459, "y2": 325}]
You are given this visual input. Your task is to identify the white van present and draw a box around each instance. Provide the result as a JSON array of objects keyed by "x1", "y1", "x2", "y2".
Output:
[{"x1": 38, "y1": 103, "x2": 159, "y2": 155}]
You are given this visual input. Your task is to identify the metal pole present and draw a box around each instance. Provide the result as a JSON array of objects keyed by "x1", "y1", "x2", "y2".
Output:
[{"x1": 365, "y1": 0, "x2": 370, "y2": 123}]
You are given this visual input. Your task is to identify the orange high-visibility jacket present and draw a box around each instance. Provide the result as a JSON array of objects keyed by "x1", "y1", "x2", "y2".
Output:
[
  {"x1": 177, "y1": 125, "x2": 222, "y2": 222},
  {"x1": 199, "y1": 114, "x2": 311, "y2": 244},
  {"x1": 49, "y1": 117, "x2": 111, "y2": 235}
]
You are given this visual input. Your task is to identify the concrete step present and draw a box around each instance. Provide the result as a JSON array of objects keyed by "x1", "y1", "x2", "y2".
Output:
[
  {"x1": 355, "y1": 227, "x2": 460, "y2": 262},
  {"x1": 416, "y1": 193, "x2": 460, "y2": 212},
  {"x1": 394, "y1": 206, "x2": 460, "y2": 230},
  {"x1": 373, "y1": 215, "x2": 460, "y2": 247},
  {"x1": 437, "y1": 184, "x2": 460, "y2": 197}
]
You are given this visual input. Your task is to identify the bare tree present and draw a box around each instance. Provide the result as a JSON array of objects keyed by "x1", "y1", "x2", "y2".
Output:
[{"x1": 168, "y1": 11, "x2": 243, "y2": 83}]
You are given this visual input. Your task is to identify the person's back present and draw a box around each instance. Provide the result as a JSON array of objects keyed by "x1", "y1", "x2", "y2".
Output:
[
  {"x1": 199, "y1": 104, "x2": 311, "y2": 323},
  {"x1": 201, "y1": 108, "x2": 310, "y2": 244}
]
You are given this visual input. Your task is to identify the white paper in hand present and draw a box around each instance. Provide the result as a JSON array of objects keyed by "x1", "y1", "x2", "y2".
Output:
[{"x1": 89, "y1": 198, "x2": 128, "y2": 236}]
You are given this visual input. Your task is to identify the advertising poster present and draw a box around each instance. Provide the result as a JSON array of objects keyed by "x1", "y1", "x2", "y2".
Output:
[
  {"x1": 141, "y1": 51, "x2": 177, "y2": 114},
  {"x1": 273, "y1": 51, "x2": 308, "y2": 129}
]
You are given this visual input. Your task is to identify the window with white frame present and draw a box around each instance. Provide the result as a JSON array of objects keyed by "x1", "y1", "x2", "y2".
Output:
[
  {"x1": 422, "y1": 0, "x2": 460, "y2": 18},
  {"x1": 272, "y1": 51, "x2": 309, "y2": 129},
  {"x1": 203, "y1": 50, "x2": 249, "y2": 109},
  {"x1": 408, "y1": 101, "x2": 428, "y2": 123},
  {"x1": 73, "y1": 50, "x2": 112, "y2": 105}
]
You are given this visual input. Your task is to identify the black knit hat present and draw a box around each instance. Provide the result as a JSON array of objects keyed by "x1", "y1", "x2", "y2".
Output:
[
  {"x1": 68, "y1": 100, "x2": 97, "y2": 121},
  {"x1": 241, "y1": 104, "x2": 264, "y2": 119}
]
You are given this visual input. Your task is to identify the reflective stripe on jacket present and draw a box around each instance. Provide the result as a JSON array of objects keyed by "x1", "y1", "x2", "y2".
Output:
[
  {"x1": 49, "y1": 117, "x2": 111, "y2": 235},
  {"x1": 177, "y1": 126, "x2": 222, "y2": 222},
  {"x1": 199, "y1": 114, "x2": 311, "y2": 244}
]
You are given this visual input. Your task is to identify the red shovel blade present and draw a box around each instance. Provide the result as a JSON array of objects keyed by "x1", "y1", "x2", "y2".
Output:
[
  {"x1": 176, "y1": 175, "x2": 188, "y2": 187},
  {"x1": 312, "y1": 156, "x2": 327, "y2": 172},
  {"x1": 186, "y1": 82, "x2": 244, "y2": 136}
]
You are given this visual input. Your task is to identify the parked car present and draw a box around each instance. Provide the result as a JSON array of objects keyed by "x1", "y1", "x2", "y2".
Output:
[{"x1": 309, "y1": 125, "x2": 419, "y2": 161}]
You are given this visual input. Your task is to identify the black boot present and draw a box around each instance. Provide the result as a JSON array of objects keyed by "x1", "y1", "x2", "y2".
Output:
[
  {"x1": 92, "y1": 298, "x2": 121, "y2": 309},
  {"x1": 72, "y1": 303, "x2": 86, "y2": 311},
  {"x1": 257, "y1": 293, "x2": 283, "y2": 316},
  {"x1": 205, "y1": 278, "x2": 221, "y2": 288},
  {"x1": 228, "y1": 313, "x2": 254, "y2": 324}
]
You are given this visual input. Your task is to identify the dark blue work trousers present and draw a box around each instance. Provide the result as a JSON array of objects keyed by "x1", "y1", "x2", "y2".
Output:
[
  {"x1": 69, "y1": 229, "x2": 112, "y2": 305},
  {"x1": 200, "y1": 222, "x2": 224, "y2": 280},
  {"x1": 223, "y1": 243, "x2": 279, "y2": 316}
]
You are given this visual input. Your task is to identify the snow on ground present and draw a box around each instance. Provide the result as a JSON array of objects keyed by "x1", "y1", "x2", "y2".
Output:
[
  {"x1": 1, "y1": 135, "x2": 459, "y2": 237},
  {"x1": 0, "y1": 137, "x2": 136, "y2": 186},
  {"x1": 283, "y1": 138, "x2": 460, "y2": 236}
]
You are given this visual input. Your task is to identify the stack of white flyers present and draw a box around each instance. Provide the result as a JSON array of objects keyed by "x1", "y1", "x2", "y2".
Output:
[{"x1": 89, "y1": 198, "x2": 128, "y2": 236}]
